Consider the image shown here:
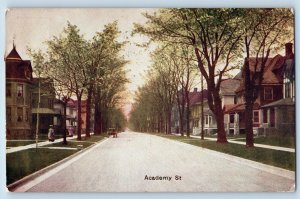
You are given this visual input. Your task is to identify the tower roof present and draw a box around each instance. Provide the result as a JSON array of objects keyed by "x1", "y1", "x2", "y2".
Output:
[{"x1": 5, "y1": 45, "x2": 22, "y2": 61}]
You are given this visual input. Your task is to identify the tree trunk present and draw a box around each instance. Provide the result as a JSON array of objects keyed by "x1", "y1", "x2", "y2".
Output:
[
  {"x1": 94, "y1": 103, "x2": 101, "y2": 134},
  {"x1": 177, "y1": 91, "x2": 185, "y2": 136},
  {"x1": 62, "y1": 101, "x2": 67, "y2": 145},
  {"x1": 245, "y1": 103, "x2": 254, "y2": 147},
  {"x1": 185, "y1": 90, "x2": 190, "y2": 137},
  {"x1": 244, "y1": 58, "x2": 255, "y2": 147},
  {"x1": 77, "y1": 97, "x2": 82, "y2": 140},
  {"x1": 213, "y1": 96, "x2": 228, "y2": 143},
  {"x1": 167, "y1": 111, "x2": 172, "y2": 134},
  {"x1": 85, "y1": 87, "x2": 93, "y2": 138}
]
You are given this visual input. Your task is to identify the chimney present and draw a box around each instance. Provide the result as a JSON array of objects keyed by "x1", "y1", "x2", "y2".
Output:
[
  {"x1": 194, "y1": 88, "x2": 198, "y2": 92},
  {"x1": 285, "y1": 43, "x2": 293, "y2": 58}
]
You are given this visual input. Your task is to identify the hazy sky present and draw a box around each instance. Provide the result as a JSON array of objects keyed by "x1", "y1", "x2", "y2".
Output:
[{"x1": 5, "y1": 8, "x2": 157, "y2": 109}]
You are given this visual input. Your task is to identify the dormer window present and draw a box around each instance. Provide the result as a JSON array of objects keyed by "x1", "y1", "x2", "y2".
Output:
[{"x1": 264, "y1": 87, "x2": 273, "y2": 100}]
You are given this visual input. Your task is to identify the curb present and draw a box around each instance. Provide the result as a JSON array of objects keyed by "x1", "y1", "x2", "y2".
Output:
[{"x1": 7, "y1": 137, "x2": 108, "y2": 192}]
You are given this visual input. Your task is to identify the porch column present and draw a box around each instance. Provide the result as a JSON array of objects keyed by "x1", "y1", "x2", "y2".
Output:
[
  {"x1": 267, "y1": 109, "x2": 271, "y2": 127},
  {"x1": 274, "y1": 107, "x2": 278, "y2": 129},
  {"x1": 259, "y1": 109, "x2": 263, "y2": 127},
  {"x1": 224, "y1": 114, "x2": 230, "y2": 135},
  {"x1": 234, "y1": 113, "x2": 239, "y2": 135}
]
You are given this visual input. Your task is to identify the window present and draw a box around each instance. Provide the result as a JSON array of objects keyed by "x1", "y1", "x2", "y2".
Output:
[
  {"x1": 264, "y1": 87, "x2": 273, "y2": 100},
  {"x1": 17, "y1": 107, "x2": 23, "y2": 122},
  {"x1": 285, "y1": 82, "x2": 291, "y2": 98},
  {"x1": 25, "y1": 109, "x2": 29, "y2": 121},
  {"x1": 48, "y1": 99, "x2": 53, "y2": 108},
  {"x1": 6, "y1": 83, "x2": 11, "y2": 97},
  {"x1": 263, "y1": 109, "x2": 268, "y2": 123},
  {"x1": 17, "y1": 84, "x2": 23, "y2": 97},
  {"x1": 253, "y1": 111, "x2": 259, "y2": 123},
  {"x1": 193, "y1": 119, "x2": 199, "y2": 127},
  {"x1": 205, "y1": 115, "x2": 212, "y2": 125},
  {"x1": 7, "y1": 107, "x2": 11, "y2": 122},
  {"x1": 230, "y1": 114, "x2": 234, "y2": 123},
  {"x1": 205, "y1": 115, "x2": 209, "y2": 125}
]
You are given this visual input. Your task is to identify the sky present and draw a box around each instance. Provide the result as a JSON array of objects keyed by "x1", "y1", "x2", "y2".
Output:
[
  {"x1": 5, "y1": 8, "x2": 158, "y2": 116},
  {"x1": 5, "y1": 8, "x2": 292, "y2": 118}
]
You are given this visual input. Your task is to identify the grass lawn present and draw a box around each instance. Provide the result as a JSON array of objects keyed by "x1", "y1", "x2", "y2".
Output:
[
  {"x1": 45, "y1": 135, "x2": 106, "y2": 148},
  {"x1": 238, "y1": 136, "x2": 295, "y2": 148},
  {"x1": 6, "y1": 135, "x2": 106, "y2": 185},
  {"x1": 6, "y1": 140, "x2": 41, "y2": 147},
  {"x1": 154, "y1": 133, "x2": 295, "y2": 171},
  {"x1": 6, "y1": 148, "x2": 77, "y2": 185}
]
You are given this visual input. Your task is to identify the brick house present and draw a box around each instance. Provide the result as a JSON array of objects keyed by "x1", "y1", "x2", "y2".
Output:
[
  {"x1": 224, "y1": 44, "x2": 293, "y2": 135},
  {"x1": 6, "y1": 45, "x2": 33, "y2": 138}
]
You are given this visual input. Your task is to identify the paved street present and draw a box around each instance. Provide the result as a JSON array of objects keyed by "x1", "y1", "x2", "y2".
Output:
[{"x1": 17, "y1": 131, "x2": 294, "y2": 192}]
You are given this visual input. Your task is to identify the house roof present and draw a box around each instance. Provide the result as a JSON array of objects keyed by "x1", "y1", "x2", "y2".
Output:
[
  {"x1": 224, "y1": 103, "x2": 260, "y2": 114},
  {"x1": 235, "y1": 54, "x2": 286, "y2": 93},
  {"x1": 261, "y1": 98, "x2": 294, "y2": 108},
  {"x1": 189, "y1": 89, "x2": 208, "y2": 106},
  {"x1": 5, "y1": 46, "x2": 22, "y2": 61},
  {"x1": 220, "y1": 79, "x2": 240, "y2": 95},
  {"x1": 67, "y1": 99, "x2": 77, "y2": 108}
]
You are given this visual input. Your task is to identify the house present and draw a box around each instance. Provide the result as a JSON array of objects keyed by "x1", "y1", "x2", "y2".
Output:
[
  {"x1": 220, "y1": 78, "x2": 243, "y2": 135},
  {"x1": 171, "y1": 88, "x2": 207, "y2": 135},
  {"x1": 198, "y1": 79, "x2": 240, "y2": 135},
  {"x1": 190, "y1": 89, "x2": 208, "y2": 135},
  {"x1": 224, "y1": 44, "x2": 292, "y2": 135},
  {"x1": 66, "y1": 99, "x2": 77, "y2": 130},
  {"x1": 260, "y1": 43, "x2": 295, "y2": 136},
  {"x1": 31, "y1": 78, "x2": 56, "y2": 134},
  {"x1": 6, "y1": 45, "x2": 33, "y2": 138},
  {"x1": 53, "y1": 99, "x2": 65, "y2": 133}
]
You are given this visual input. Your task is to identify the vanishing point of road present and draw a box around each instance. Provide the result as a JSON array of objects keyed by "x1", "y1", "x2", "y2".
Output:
[{"x1": 15, "y1": 131, "x2": 294, "y2": 192}]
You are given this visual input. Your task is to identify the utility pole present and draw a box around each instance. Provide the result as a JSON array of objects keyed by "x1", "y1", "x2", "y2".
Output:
[
  {"x1": 35, "y1": 76, "x2": 41, "y2": 151},
  {"x1": 201, "y1": 74, "x2": 204, "y2": 140}
]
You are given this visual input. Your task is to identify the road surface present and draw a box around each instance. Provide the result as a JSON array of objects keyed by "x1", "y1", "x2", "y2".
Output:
[{"x1": 19, "y1": 131, "x2": 294, "y2": 192}]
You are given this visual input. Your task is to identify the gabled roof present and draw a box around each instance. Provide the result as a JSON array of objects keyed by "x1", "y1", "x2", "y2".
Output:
[
  {"x1": 5, "y1": 45, "x2": 22, "y2": 61},
  {"x1": 261, "y1": 98, "x2": 294, "y2": 108},
  {"x1": 190, "y1": 89, "x2": 208, "y2": 105},
  {"x1": 220, "y1": 79, "x2": 240, "y2": 96},
  {"x1": 235, "y1": 54, "x2": 286, "y2": 93}
]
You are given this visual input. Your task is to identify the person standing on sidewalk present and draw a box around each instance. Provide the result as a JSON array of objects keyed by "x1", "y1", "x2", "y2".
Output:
[{"x1": 48, "y1": 125, "x2": 55, "y2": 142}]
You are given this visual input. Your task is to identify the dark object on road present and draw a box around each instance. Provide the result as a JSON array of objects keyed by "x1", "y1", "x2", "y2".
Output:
[
  {"x1": 108, "y1": 128, "x2": 118, "y2": 138},
  {"x1": 48, "y1": 125, "x2": 55, "y2": 142}
]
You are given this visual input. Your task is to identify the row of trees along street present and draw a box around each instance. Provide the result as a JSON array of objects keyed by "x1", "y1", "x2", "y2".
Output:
[
  {"x1": 29, "y1": 21, "x2": 128, "y2": 144},
  {"x1": 130, "y1": 8, "x2": 293, "y2": 146}
]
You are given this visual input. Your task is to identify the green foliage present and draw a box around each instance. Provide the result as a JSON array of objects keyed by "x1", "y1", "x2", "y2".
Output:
[{"x1": 29, "y1": 21, "x2": 129, "y2": 134}]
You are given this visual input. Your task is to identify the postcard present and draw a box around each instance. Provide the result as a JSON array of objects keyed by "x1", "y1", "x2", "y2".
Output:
[{"x1": 5, "y1": 8, "x2": 295, "y2": 192}]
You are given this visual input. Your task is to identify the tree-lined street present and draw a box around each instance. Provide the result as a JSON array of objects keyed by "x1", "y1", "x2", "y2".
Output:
[
  {"x1": 14, "y1": 132, "x2": 294, "y2": 192},
  {"x1": 6, "y1": 8, "x2": 295, "y2": 192}
]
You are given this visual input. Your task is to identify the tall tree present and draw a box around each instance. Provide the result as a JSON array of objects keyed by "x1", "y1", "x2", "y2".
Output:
[
  {"x1": 240, "y1": 9, "x2": 293, "y2": 147},
  {"x1": 133, "y1": 9, "x2": 242, "y2": 143},
  {"x1": 28, "y1": 49, "x2": 73, "y2": 145},
  {"x1": 90, "y1": 22, "x2": 128, "y2": 134},
  {"x1": 45, "y1": 22, "x2": 89, "y2": 140}
]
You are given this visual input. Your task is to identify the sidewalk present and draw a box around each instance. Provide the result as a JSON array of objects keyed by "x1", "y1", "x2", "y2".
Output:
[
  {"x1": 173, "y1": 134, "x2": 295, "y2": 153},
  {"x1": 6, "y1": 134, "x2": 90, "y2": 154}
]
